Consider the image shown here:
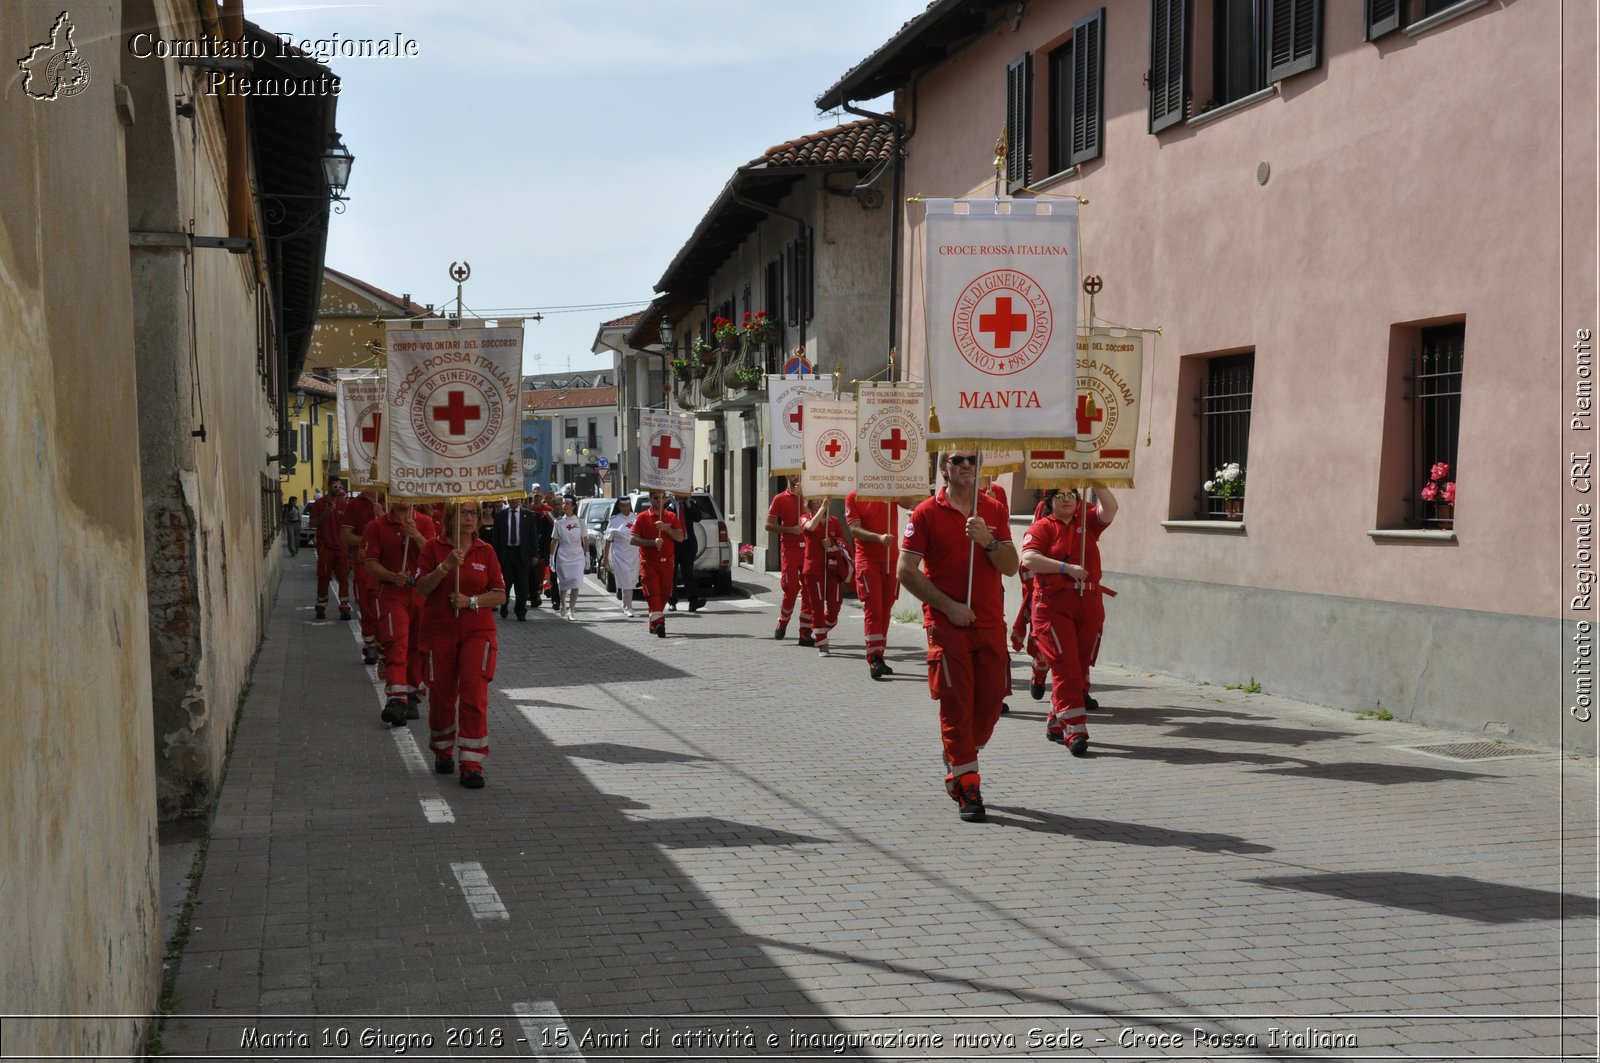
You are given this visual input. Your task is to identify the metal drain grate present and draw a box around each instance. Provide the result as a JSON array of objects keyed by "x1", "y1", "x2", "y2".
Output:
[{"x1": 1407, "y1": 741, "x2": 1545, "y2": 760}]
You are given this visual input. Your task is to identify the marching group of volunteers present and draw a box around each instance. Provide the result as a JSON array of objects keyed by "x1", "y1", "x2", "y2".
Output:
[{"x1": 294, "y1": 453, "x2": 1114, "y2": 819}]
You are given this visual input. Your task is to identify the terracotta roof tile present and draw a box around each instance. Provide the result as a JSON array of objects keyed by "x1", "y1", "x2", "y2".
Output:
[
  {"x1": 755, "y1": 115, "x2": 895, "y2": 169},
  {"x1": 522, "y1": 386, "x2": 617, "y2": 412},
  {"x1": 601, "y1": 310, "x2": 646, "y2": 328},
  {"x1": 296, "y1": 373, "x2": 337, "y2": 398}
]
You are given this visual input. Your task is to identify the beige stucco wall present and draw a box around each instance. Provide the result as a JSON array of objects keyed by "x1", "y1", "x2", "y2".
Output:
[
  {"x1": 0, "y1": 2, "x2": 162, "y2": 1055},
  {"x1": 897, "y1": 0, "x2": 1570, "y2": 619}
]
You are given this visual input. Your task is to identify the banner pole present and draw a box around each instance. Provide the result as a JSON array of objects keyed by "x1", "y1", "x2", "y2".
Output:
[
  {"x1": 452, "y1": 504, "x2": 461, "y2": 619},
  {"x1": 964, "y1": 452, "x2": 980, "y2": 607}
]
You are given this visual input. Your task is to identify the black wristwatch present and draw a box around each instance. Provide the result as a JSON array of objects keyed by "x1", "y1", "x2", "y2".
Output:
[{"x1": 984, "y1": 538, "x2": 1002, "y2": 553}]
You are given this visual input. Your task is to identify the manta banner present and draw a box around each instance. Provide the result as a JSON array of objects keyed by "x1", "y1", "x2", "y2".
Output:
[
  {"x1": 921, "y1": 198, "x2": 1079, "y2": 449},
  {"x1": 383, "y1": 322, "x2": 524, "y2": 500}
]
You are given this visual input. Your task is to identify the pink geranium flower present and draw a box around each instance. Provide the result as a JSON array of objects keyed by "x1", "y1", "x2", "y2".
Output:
[
  {"x1": 1442, "y1": 481, "x2": 1455, "y2": 505},
  {"x1": 1420, "y1": 481, "x2": 1438, "y2": 503},
  {"x1": 1430, "y1": 462, "x2": 1451, "y2": 482}
]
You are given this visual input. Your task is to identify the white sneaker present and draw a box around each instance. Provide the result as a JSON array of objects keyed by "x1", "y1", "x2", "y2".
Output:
[
  {"x1": 817, "y1": 644, "x2": 831, "y2": 657},
  {"x1": 623, "y1": 609, "x2": 635, "y2": 618}
]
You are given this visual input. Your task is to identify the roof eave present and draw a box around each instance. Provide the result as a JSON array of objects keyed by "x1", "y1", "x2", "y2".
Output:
[{"x1": 814, "y1": 0, "x2": 1010, "y2": 109}]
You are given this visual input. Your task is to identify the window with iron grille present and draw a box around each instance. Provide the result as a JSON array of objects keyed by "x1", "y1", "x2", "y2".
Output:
[
  {"x1": 1410, "y1": 322, "x2": 1463, "y2": 527},
  {"x1": 1197, "y1": 352, "x2": 1254, "y2": 518}
]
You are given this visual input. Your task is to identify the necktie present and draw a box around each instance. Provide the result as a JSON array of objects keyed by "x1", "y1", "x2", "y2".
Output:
[{"x1": 510, "y1": 512, "x2": 518, "y2": 547}]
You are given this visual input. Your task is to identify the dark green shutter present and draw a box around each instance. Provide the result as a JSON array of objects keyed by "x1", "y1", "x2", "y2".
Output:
[
  {"x1": 1266, "y1": 0, "x2": 1321, "y2": 82},
  {"x1": 1365, "y1": 0, "x2": 1401, "y2": 40},
  {"x1": 1149, "y1": 0, "x2": 1188, "y2": 133},
  {"x1": 1006, "y1": 53, "x2": 1032, "y2": 186},
  {"x1": 1070, "y1": 8, "x2": 1105, "y2": 166}
]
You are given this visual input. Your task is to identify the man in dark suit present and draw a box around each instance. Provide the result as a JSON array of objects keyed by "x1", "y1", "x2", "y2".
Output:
[
  {"x1": 493, "y1": 498, "x2": 539, "y2": 619},
  {"x1": 666, "y1": 496, "x2": 705, "y2": 612}
]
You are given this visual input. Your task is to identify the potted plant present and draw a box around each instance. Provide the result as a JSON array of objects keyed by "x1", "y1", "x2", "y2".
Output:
[
  {"x1": 732, "y1": 364, "x2": 765, "y2": 391},
  {"x1": 1420, "y1": 462, "x2": 1456, "y2": 529},
  {"x1": 712, "y1": 315, "x2": 740, "y2": 350},
  {"x1": 668, "y1": 357, "x2": 696, "y2": 381},
  {"x1": 742, "y1": 309, "x2": 778, "y2": 345},
  {"x1": 1204, "y1": 462, "x2": 1245, "y2": 519},
  {"x1": 738, "y1": 543, "x2": 756, "y2": 564}
]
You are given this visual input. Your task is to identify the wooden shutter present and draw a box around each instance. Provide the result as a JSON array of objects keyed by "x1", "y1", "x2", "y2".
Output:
[
  {"x1": 1070, "y1": 8, "x2": 1105, "y2": 167},
  {"x1": 1266, "y1": 0, "x2": 1321, "y2": 82},
  {"x1": 1365, "y1": 0, "x2": 1401, "y2": 40},
  {"x1": 1148, "y1": 0, "x2": 1188, "y2": 133},
  {"x1": 1005, "y1": 53, "x2": 1031, "y2": 186}
]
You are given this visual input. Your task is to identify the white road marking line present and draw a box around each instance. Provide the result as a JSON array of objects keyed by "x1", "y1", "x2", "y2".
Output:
[
  {"x1": 727, "y1": 597, "x2": 773, "y2": 609},
  {"x1": 450, "y1": 861, "x2": 509, "y2": 921},
  {"x1": 392, "y1": 729, "x2": 431, "y2": 776},
  {"x1": 420, "y1": 798, "x2": 454, "y2": 823},
  {"x1": 513, "y1": 1002, "x2": 587, "y2": 1060}
]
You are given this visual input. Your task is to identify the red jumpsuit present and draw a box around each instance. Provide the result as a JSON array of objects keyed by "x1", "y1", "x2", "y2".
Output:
[
  {"x1": 1022, "y1": 508, "x2": 1109, "y2": 748},
  {"x1": 802, "y1": 512, "x2": 847, "y2": 651},
  {"x1": 901, "y1": 489, "x2": 1013, "y2": 803},
  {"x1": 766, "y1": 488, "x2": 810, "y2": 639},
  {"x1": 362, "y1": 511, "x2": 433, "y2": 707},
  {"x1": 341, "y1": 492, "x2": 382, "y2": 662},
  {"x1": 632, "y1": 506, "x2": 682, "y2": 635},
  {"x1": 417, "y1": 535, "x2": 503, "y2": 780},
  {"x1": 308, "y1": 494, "x2": 350, "y2": 617},
  {"x1": 845, "y1": 493, "x2": 898, "y2": 669}
]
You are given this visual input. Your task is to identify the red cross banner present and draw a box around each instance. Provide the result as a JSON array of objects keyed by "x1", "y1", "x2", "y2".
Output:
[
  {"x1": 855, "y1": 382, "x2": 928, "y2": 500},
  {"x1": 382, "y1": 322, "x2": 524, "y2": 500},
  {"x1": 1025, "y1": 328, "x2": 1143, "y2": 488},
  {"x1": 637, "y1": 409, "x2": 695, "y2": 495},
  {"x1": 336, "y1": 371, "x2": 387, "y2": 489},
  {"x1": 767, "y1": 374, "x2": 833, "y2": 475},
  {"x1": 921, "y1": 198, "x2": 1080, "y2": 449},
  {"x1": 800, "y1": 397, "x2": 858, "y2": 498}
]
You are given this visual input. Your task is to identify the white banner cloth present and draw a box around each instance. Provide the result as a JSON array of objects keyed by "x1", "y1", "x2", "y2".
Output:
[
  {"x1": 855, "y1": 382, "x2": 928, "y2": 500},
  {"x1": 382, "y1": 323, "x2": 523, "y2": 499},
  {"x1": 1025, "y1": 328, "x2": 1143, "y2": 488},
  {"x1": 637, "y1": 409, "x2": 695, "y2": 495},
  {"x1": 766, "y1": 374, "x2": 833, "y2": 474},
  {"x1": 800, "y1": 397, "x2": 858, "y2": 498},
  {"x1": 921, "y1": 198, "x2": 1079, "y2": 448},
  {"x1": 336, "y1": 372, "x2": 386, "y2": 489}
]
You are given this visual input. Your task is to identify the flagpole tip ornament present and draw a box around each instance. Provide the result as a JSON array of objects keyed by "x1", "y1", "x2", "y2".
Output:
[
  {"x1": 448, "y1": 262, "x2": 471, "y2": 284},
  {"x1": 1082, "y1": 275, "x2": 1103, "y2": 296}
]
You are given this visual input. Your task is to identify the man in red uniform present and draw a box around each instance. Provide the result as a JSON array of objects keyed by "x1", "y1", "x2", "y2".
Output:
[
  {"x1": 800, "y1": 499, "x2": 848, "y2": 657},
  {"x1": 362, "y1": 500, "x2": 433, "y2": 726},
  {"x1": 630, "y1": 491, "x2": 684, "y2": 638},
  {"x1": 845, "y1": 491, "x2": 904, "y2": 680},
  {"x1": 897, "y1": 451, "x2": 1019, "y2": 823},
  {"x1": 764, "y1": 475, "x2": 811, "y2": 644},
  {"x1": 1019, "y1": 486, "x2": 1117, "y2": 756},
  {"x1": 341, "y1": 488, "x2": 384, "y2": 665},
  {"x1": 307, "y1": 483, "x2": 350, "y2": 619}
]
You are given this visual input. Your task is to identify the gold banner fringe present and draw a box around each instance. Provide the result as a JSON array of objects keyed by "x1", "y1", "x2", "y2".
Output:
[
  {"x1": 928, "y1": 437, "x2": 1081, "y2": 452},
  {"x1": 385, "y1": 491, "x2": 527, "y2": 505},
  {"x1": 1021, "y1": 476, "x2": 1136, "y2": 490}
]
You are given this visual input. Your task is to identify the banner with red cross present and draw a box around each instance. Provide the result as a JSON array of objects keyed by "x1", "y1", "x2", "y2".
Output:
[
  {"x1": 800, "y1": 397, "x2": 858, "y2": 498},
  {"x1": 920, "y1": 198, "x2": 1079, "y2": 449},
  {"x1": 766, "y1": 374, "x2": 833, "y2": 475},
  {"x1": 855, "y1": 382, "x2": 928, "y2": 500},
  {"x1": 336, "y1": 371, "x2": 387, "y2": 489},
  {"x1": 1025, "y1": 328, "x2": 1143, "y2": 488},
  {"x1": 637, "y1": 409, "x2": 695, "y2": 495},
  {"x1": 382, "y1": 322, "x2": 524, "y2": 500}
]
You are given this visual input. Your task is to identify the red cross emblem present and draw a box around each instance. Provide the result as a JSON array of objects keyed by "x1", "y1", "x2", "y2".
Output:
[
  {"x1": 360, "y1": 412, "x2": 382, "y2": 445},
  {"x1": 431, "y1": 390, "x2": 481, "y2": 435},
  {"x1": 824, "y1": 437, "x2": 844, "y2": 459},
  {"x1": 650, "y1": 434, "x2": 682, "y2": 470},
  {"x1": 879, "y1": 428, "x2": 908, "y2": 461},
  {"x1": 1075, "y1": 393, "x2": 1104, "y2": 436},
  {"x1": 787, "y1": 406, "x2": 804, "y2": 431},
  {"x1": 978, "y1": 296, "x2": 1028, "y2": 349}
]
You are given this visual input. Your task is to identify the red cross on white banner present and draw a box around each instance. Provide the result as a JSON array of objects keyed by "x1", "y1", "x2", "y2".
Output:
[
  {"x1": 361, "y1": 412, "x2": 382, "y2": 445},
  {"x1": 879, "y1": 428, "x2": 908, "y2": 461},
  {"x1": 431, "y1": 390, "x2": 480, "y2": 435},
  {"x1": 978, "y1": 296, "x2": 1028, "y2": 349},
  {"x1": 650, "y1": 434, "x2": 682, "y2": 470}
]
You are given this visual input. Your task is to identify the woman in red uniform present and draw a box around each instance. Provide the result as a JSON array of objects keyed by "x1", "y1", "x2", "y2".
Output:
[
  {"x1": 415, "y1": 501, "x2": 505, "y2": 789},
  {"x1": 801, "y1": 498, "x2": 848, "y2": 657}
]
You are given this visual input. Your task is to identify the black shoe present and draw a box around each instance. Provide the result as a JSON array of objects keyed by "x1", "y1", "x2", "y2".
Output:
[
  {"x1": 655, "y1": 625, "x2": 666, "y2": 639},
  {"x1": 667, "y1": 602, "x2": 677, "y2": 612},
  {"x1": 381, "y1": 698, "x2": 408, "y2": 727},
  {"x1": 878, "y1": 661, "x2": 895, "y2": 676},
  {"x1": 869, "y1": 658, "x2": 888, "y2": 681},
  {"x1": 314, "y1": 606, "x2": 326, "y2": 619},
  {"x1": 339, "y1": 609, "x2": 352, "y2": 621},
  {"x1": 499, "y1": 605, "x2": 508, "y2": 618},
  {"x1": 797, "y1": 636, "x2": 815, "y2": 648},
  {"x1": 1084, "y1": 692, "x2": 1101, "y2": 712},
  {"x1": 459, "y1": 768, "x2": 485, "y2": 789},
  {"x1": 529, "y1": 600, "x2": 541, "y2": 609},
  {"x1": 405, "y1": 693, "x2": 421, "y2": 720},
  {"x1": 515, "y1": 612, "x2": 526, "y2": 621},
  {"x1": 434, "y1": 754, "x2": 453, "y2": 775},
  {"x1": 773, "y1": 625, "x2": 787, "y2": 640},
  {"x1": 361, "y1": 647, "x2": 379, "y2": 666},
  {"x1": 1046, "y1": 726, "x2": 1064, "y2": 745},
  {"x1": 1030, "y1": 681, "x2": 1046, "y2": 701},
  {"x1": 689, "y1": 598, "x2": 705, "y2": 612},
  {"x1": 957, "y1": 777, "x2": 986, "y2": 822},
  {"x1": 1067, "y1": 734, "x2": 1089, "y2": 757},
  {"x1": 999, "y1": 702, "x2": 1011, "y2": 715}
]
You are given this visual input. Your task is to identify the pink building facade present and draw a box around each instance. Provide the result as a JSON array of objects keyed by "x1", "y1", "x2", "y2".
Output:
[{"x1": 821, "y1": 0, "x2": 1597, "y2": 751}]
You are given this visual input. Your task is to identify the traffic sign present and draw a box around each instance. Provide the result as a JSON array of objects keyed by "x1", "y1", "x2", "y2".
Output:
[
  {"x1": 596, "y1": 467, "x2": 610, "y2": 482},
  {"x1": 596, "y1": 456, "x2": 609, "y2": 470}
]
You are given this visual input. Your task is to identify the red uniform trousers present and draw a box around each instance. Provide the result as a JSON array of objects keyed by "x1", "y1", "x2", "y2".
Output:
[
  {"x1": 925, "y1": 622, "x2": 1010, "y2": 797},
  {"x1": 641, "y1": 559, "x2": 676, "y2": 632},
  {"x1": 355, "y1": 567, "x2": 380, "y2": 657},
  {"x1": 776, "y1": 547, "x2": 811, "y2": 637},
  {"x1": 1011, "y1": 572, "x2": 1035, "y2": 649},
  {"x1": 803, "y1": 567, "x2": 843, "y2": 647},
  {"x1": 1032, "y1": 589, "x2": 1105, "y2": 743},
  {"x1": 855, "y1": 564, "x2": 896, "y2": 663},
  {"x1": 377, "y1": 588, "x2": 423, "y2": 700},
  {"x1": 425, "y1": 630, "x2": 495, "y2": 771},
  {"x1": 316, "y1": 548, "x2": 351, "y2": 609}
]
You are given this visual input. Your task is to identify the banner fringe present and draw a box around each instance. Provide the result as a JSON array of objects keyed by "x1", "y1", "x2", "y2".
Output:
[
  {"x1": 928, "y1": 437, "x2": 1080, "y2": 451},
  {"x1": 1022, "y1": 476, "x2": 1136, "y2": 490}
]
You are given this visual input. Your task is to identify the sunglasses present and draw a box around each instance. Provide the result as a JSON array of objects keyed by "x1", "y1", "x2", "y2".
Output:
[{"x1": 946, "y1": 455, "x2": 978, "y2": 467}]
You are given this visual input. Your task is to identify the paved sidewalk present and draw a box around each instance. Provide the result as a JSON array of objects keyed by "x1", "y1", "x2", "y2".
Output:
[{"x1": 156, "y1": 555, "x2": 1598, "y2": 1060}]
